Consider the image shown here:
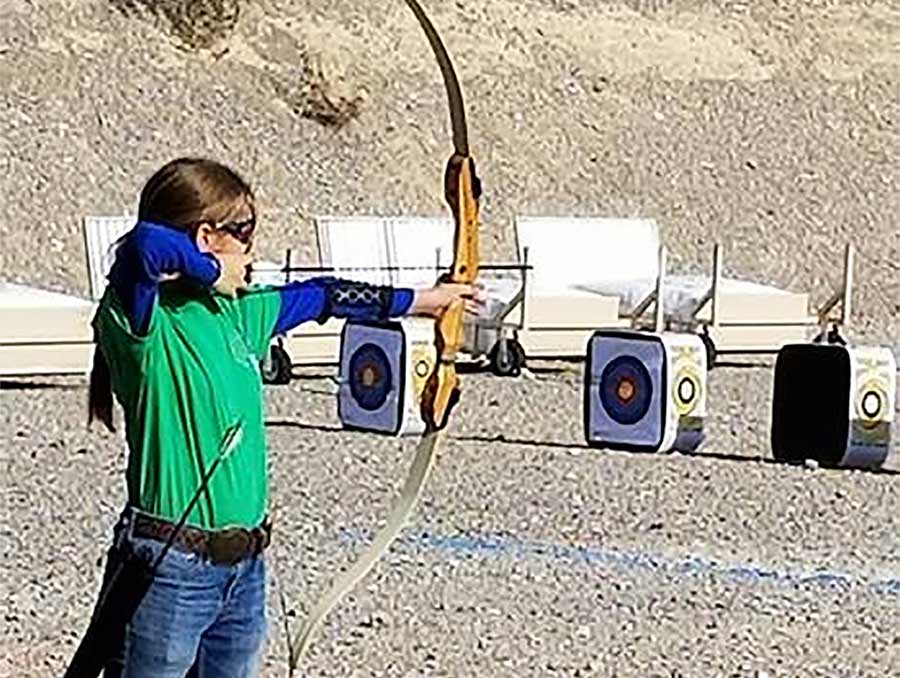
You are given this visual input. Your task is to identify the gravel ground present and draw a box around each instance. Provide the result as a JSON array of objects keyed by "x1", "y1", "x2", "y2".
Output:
[
  {"x1": 1, "y1": 0, "x2": 899, "y2": 676},
  {"x1": 2, "y1": 366, "x2": 899, "y2": 676}
]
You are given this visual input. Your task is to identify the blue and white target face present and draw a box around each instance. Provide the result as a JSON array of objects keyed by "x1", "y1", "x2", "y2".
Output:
[
  {"x1": 586, "y1": 332, "x2": 665, "y2": 451},
  {"x1": 339, "y1": 323, "x2": 404, "y2": 434},
  {"x1": 600, "y1": 356, "x2": 654, "y2": 425},
  {"x1": 349, "y1": 343, "x2": 393, "y2": 411}
]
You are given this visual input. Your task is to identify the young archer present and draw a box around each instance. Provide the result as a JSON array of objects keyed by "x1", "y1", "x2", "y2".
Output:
[{"x1": 82, "y1": 157, "x2": 480, "y2": 677}]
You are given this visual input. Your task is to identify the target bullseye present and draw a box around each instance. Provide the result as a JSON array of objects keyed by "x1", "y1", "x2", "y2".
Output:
[
  {"x1": 617, "y1": 378, "x2": 636, "y2": 403},
  {"x1": 349, "y1": 343, "x2": 393, "y2": 412},
  {"x1": 677, "y1": 377, "x2": 695, "y2": 404},
  {"x1": 415, "y1": 360, "x2": 430, "y2": 378}
]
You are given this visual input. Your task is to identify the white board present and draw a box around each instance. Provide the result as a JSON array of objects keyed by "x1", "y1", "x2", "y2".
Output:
[
  {"x1": 384, "y1": 217, "x2": 454, "y2": 287},
  {"x1": 82, "y1": 215, "x2": 134, "y2": 300},
  {"x1": 515, "y1": 217, "x2": 661, "y2": 293},
  {"x1": 316, "y1": 216, "x2": 392, "y2": 285}
]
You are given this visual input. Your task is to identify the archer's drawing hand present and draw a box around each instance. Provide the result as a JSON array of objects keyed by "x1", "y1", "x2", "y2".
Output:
[
  {"x1": 411, "y1": 282, "x2": 486, "y2": 318},
  {"x1": 213, "y1": 251, "x2": 254, "y2": 297}
]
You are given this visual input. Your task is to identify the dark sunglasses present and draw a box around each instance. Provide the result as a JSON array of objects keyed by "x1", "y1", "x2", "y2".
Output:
[{"x1": 215, "y1": 217, "x2": 256, "y2": 244}]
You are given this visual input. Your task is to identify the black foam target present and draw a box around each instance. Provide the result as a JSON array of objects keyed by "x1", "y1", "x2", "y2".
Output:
[
  {"x1": 772, "y1": 344, "x2": 850, "y2": 466},
  {"x1": 600, "y1": 355, "x2": 654, "y2": 426},
  {"x1": 349, "y1": 342, "x2": 393, "y2": 411}
]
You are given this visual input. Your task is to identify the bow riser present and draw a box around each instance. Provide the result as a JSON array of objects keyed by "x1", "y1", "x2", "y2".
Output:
[
  {"x1": 454, "y1": 156, "x2": 480, "y2": 283},
  {"x1": 444, "y1": 154, "x2": 481, "y2": 284},
  {"x1": 426, "y1": 153, "x2": 480, "y2": 431}
]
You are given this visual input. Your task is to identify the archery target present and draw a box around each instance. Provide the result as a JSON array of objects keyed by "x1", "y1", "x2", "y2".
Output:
[
  {"x1": 339, "y1": 322, "x2": 405, "y2": 435},
  {"x1": 338, "y1": 318, "x2": 436, "y2": 437},
  {"x1": 845, "y1": 346, "x2": 896, "y2": 468},
  {"x1": 663, "y1": 336, "x2": 707, "y2": 453},
  {"x1": 772, "y1": 343, "x2": 895, "y2": 469},
  {"x1": 410, "y1": 345, "x2": 435, "y2": 400},
  {"x1": 586, "y1": 330, "x2": 707, "y2": 454},
  {"x1": 585, "y1": 331, "x2": 666, "y2": 452}
]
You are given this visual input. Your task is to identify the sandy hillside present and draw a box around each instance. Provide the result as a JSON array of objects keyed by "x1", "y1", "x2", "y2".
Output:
[{"x1": 0, "y1": 0, "x2": 897, "y2": 340}]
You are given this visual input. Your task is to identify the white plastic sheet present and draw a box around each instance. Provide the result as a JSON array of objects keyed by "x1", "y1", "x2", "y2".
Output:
[
  {"x1": 385, "y1": 217, "x2": 454, "y2": 287},
  {"x1": 576, "y1": 276, "x2": 795, "y2": 323}
]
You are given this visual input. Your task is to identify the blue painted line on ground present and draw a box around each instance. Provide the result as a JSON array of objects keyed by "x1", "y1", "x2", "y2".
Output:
[{"x1": 337, "y1": 528, "x2": 900, "y2": 596}]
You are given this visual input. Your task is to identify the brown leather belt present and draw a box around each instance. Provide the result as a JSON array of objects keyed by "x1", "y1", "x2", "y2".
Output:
[{"x1": 132, "y1": 512, "x2": 272, "y2": 566}]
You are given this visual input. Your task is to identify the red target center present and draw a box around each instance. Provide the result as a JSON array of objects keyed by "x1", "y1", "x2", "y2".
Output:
[
  {"x1": 360, "y1": 366, "x2": 378, "y2": 386},
  {"x1": 616, "y1": 378, "x2": 636, "y2": 403}
]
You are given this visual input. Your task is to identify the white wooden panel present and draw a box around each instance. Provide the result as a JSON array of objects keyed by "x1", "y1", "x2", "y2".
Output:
[
  {"x1": 316, "y1": 216, "x2": 392, "y2": 285},
  {"x1": 83, "y1": 215, "x2": 134, "y2": 300},
  {"x1": 515, "y1": 216, "x2": 661, "y2": 293},
  {"x1": 385, "y1": 217, "x2": 454, "y2": 287}
]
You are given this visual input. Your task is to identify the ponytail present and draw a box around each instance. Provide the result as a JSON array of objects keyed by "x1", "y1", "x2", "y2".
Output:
[{"x1": 88, "y1": 345, "x2": 116, "y2": 433}]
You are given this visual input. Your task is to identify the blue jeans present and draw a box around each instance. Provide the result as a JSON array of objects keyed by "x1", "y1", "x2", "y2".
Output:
[{"x1": 101, "y1": 512, "x2": 268, "y2": 678}]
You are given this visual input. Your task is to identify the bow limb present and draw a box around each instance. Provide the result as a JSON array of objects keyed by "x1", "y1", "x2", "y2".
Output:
[
  {"x1": 285, "y1": 2, "x2": 480, "y2": 672},
  {"x1": 286, "y1": 432, "x2": 441, "y2": 673}
]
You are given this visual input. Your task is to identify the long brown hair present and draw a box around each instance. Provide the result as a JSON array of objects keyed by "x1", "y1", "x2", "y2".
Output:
[{"x1": 88, "y1": 157, "x2": 255, "y2": 432}]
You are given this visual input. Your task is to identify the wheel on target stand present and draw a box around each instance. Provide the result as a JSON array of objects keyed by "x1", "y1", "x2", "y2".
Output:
[
  {"x1": 489, "y1": 337, "x2": 526, "y2": 377},
  {"x1": 261, "y1": 342, "x2": 293, "y2": 385}
]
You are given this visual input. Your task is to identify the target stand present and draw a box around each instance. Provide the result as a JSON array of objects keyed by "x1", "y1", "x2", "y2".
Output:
[
  {"x1": 771, "y1": 343, "x2": 896, "y2": 469},
  {"x1": 337, "y1": 318, "x2": 437, "y2": 436},
  {"x1": 584, "y1": 329, "x2": 707, "y2": 453}
]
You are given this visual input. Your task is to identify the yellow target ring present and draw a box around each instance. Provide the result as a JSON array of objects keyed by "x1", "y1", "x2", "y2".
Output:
[
  {"x1": 410, "y1": 346, "x2": 436, "y2": 400},
  {"x1": 672, "y1": 367, "x2": 702, "y2": 416},
  {"x1": 670, "y1": 345, "x2": 703, "y2": 417},
  {"x1": 856, "y1": 378, "x2": 888, "y2": 429}
]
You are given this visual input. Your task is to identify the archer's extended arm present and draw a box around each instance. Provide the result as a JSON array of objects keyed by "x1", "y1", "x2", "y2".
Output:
[{"x1": 272, "y1": 278, "x2": 414, "y2": 336}]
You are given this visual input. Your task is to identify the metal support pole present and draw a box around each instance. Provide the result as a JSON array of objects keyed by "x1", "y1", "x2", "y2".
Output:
[
  {"x1": 840, "y1": 242, "x2": 854, "y2": 328},
  {"x1": 654, "y1": 245, "x2": 667, "y2": 333},
  {"x1": 711, "y1": 243, "x2": 722, "y2": 328}
]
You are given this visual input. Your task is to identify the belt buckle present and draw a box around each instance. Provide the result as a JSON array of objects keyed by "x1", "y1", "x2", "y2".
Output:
[{"x1": 208, "y1": 529, "x2": 251, "y2": 566}]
